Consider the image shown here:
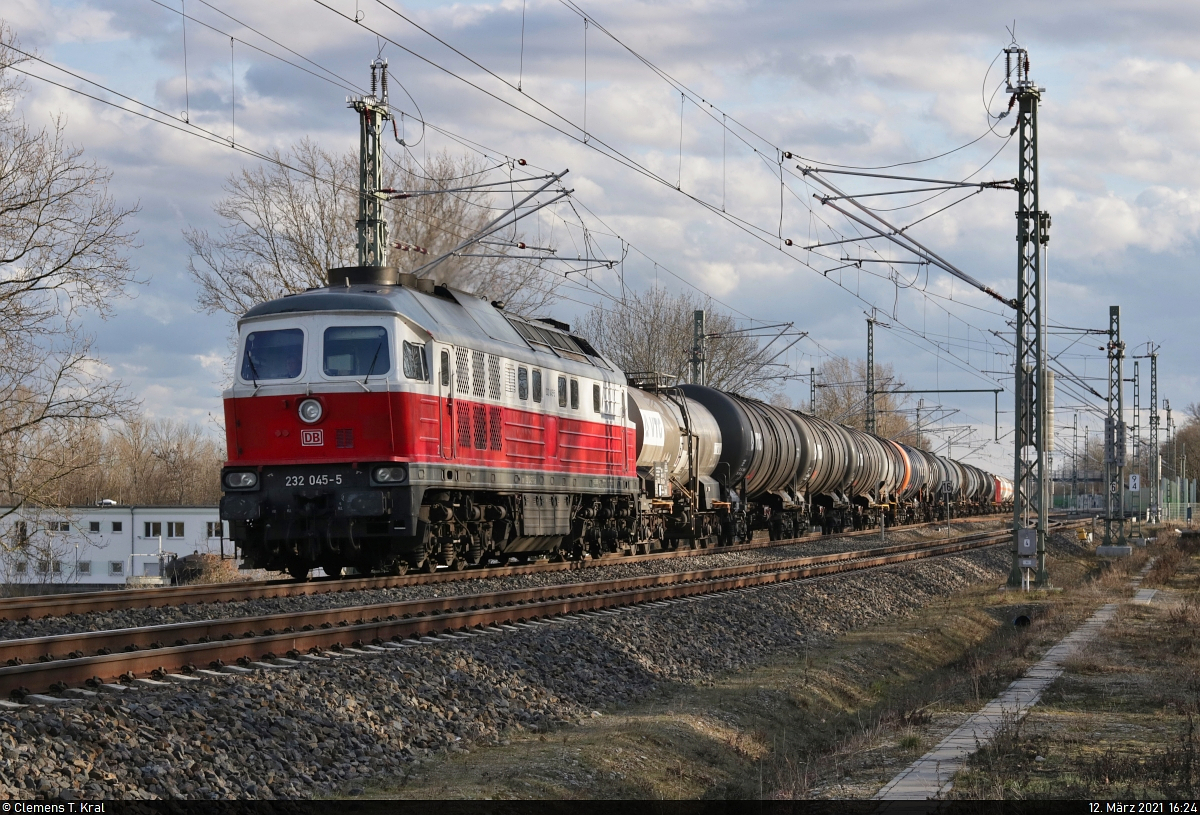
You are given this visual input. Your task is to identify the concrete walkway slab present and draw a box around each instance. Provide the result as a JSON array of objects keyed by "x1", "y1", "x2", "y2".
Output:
[{"x1": 875, "y1": 557, "x2": 1157, "y2": 801}]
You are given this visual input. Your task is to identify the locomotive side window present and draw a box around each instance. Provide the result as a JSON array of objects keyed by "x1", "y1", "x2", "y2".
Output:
[
  {"x1": 323, "y1": 327, "x2": 390, "y2": 377},
  {"x1": 532, "y1": 369, "x2": 542, "y2": 402},
  {"x1": 402, "y1": 342, "x2": 428, "y2": 381},
  {"x1": 558, "y1": 376, "x2": 568, "y2": 408},
  {"x1": 440, "y1": 350, "x2": 450, "y2": 386},
  {"x1": 593, "y1": 383, "x2": 601, "y2": 413},
  {"x1": 241, "y1": 328, "x2": 304, "y2": 381},
  {"x1": 570, "y1": 379, "x2": 579, "y2": 410},
  {"x1": 518, "y1": 367, "x2": 529, "y2": 400}
]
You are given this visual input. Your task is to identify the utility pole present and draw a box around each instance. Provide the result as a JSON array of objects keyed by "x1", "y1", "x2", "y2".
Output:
[
  {"x1": 1007, "y1": 45, "x2": 1051, "y2": 588},
  {"x1": 1132, "y1": 360, "x2": 1140, "y2": 469},
  {"x1": 1102, "y1": 306, "x2": 1127, "y2": 547},
  {"x1": 1149, "y1": 349, "x2": 1160, "y2": 522},
  {"x1": 1166, "y1": 400, "x2": 1174, "y2": 506},
  {"x1": 810, "y1": 367, "x2": 817, "y2": 413},
  {"x1": 691, "y1": 310, "x2": 706, "y2": 386},
  {"x1": 866, "y1": 315, "x2": 877, "y2": 434},
  {"x1": 1072, "y1": 412, "x2": 1078, "y2": 507},
  {"x1": 350, "y1": 59, "x2": 392, "y2": 268},
  {"x1": 916, "y1": 399, "x2": 924, "y2": 450}
]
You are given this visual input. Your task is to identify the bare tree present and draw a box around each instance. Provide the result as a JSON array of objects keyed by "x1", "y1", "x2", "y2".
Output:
[
  {"x1": 812, "y1": 356, "x2": 921, "y2": 444},
  {"x1": 0, "y1": 24, "x2": 140, "y2": 530},
  {"x1": 185, "y1": 141, "x2": 559, "y2": 321},
  {"x1": 575, "y1": 286, "x2": 781, "y2": 396},
  {"x1": 12, "y1": 418, "x2": 226, "y2": 508}
]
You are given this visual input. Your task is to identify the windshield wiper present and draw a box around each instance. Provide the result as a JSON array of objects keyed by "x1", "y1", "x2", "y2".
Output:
[
  {"x1": 245, "y1": 353, "x2": 260, "y2": 388},
  {"x1": 362, "y1": 341, "x2": 384, "y2": 389}
]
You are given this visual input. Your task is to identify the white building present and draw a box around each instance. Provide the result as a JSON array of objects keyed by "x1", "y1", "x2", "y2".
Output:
[{"x1": 1, "y1": 505, "x2": 232, "y2": 588}]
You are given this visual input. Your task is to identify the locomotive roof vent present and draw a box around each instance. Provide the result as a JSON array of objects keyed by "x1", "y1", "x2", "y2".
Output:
[
  {"x1": 324, "y1": 266, "x2": 437, "y2": 294},
  {"x1": 328, "y1": 265, "x2": 399, "y2": 287},
  {"x1": 534, "y1": 316, "x2": 571, "y2": 332}
]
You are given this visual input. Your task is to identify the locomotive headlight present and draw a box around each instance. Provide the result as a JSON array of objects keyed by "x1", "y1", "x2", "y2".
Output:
[
  {"x1": 298, "y1": 398, "x2": 323, "y2": 424},
  {"x1": 224, "y1": 471, "x2": 258, "y2": 489},
  {"x1": 372, "y1": 466, "x2": 407, "y2": 484}
]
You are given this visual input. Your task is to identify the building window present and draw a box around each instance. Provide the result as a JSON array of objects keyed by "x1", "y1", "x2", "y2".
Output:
[
  {"x1": 47, "y1": 521, "x2": 69, "y2": 532},
  {"x1": 532, "y1": 369, "x2": 542, "y2": 402},
  {"x1": 52, "y1": 561, "x2": 62, "y2": 575},
  {"x1": 109, "y1": 561, "x2": 124, "y2": 576},
  {"x1": 570, "y1": 379, "x2": 579, "y2": 410},
  {"x1": 593, "y1": 383, "x2": 602, "y2": 413},
  {"x1": 166, "y1": 522, "x2": 184, "y2": 538},
  {"x1": 558, "y1": 376, "x2": 567, "y2": 408},
  {"x1": 144, "y1": 522, "x2": 162, "y2": 539},
  {"x1": 14, "y1": 562, "x2": 27, "y2": 575},
  {"x1": 77, "y1": 561, "x2": 91, "y2": 576},
  {"x1": 112, "y1": 521, "x2": 123, "y2": 533},
  {"x1": 89, "y1": 521, "x2": 101, "y2": 533},
  {"x1": 518, "y1": 367, "x2": 528, "y2": 401},
  {"x1": 207, "y1": 521, "x2": 224, "y2": 539},
  {"x1": 13, "y1": 522, "x2": 28, "y2": 547},
  {"x1": 36, "y1": 561, "x2": 48, "y2": 575}
]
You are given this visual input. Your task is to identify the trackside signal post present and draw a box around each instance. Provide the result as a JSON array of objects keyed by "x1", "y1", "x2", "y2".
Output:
[
  {"x1": 1007, "y1": 46, "x2": 1052, "y2": 589},
  {"x1": 351, "y1": 59, "x2": 392, "y2": 267}
]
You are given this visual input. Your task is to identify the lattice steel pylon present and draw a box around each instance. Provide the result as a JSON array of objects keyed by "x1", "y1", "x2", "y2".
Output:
[
  {"x1": 1008, "y1": 46, "x2": 1052, "y2": 588},
  {"x1": 866, "y1": 316, "x2": 876, "y2": 435},
  {"x1": 350, "y1": 59, "x2": 392, "y2": 267},
  {"x1": 1150, "y1": 350, "x2": 1160, "y2": 523},
  {"x1": 1103, "y1": 306, "x2": 1127, "y2": 546}
]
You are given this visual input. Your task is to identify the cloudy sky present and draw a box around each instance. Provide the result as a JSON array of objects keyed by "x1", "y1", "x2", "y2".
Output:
[{"x1": 5, "y1": 0, "x2": 1198, "y2": 472}]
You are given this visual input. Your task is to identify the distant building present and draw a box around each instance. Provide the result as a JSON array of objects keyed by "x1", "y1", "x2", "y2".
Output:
[{"x1": 0, "y1": 505, "x2": 234, "y2": 589}]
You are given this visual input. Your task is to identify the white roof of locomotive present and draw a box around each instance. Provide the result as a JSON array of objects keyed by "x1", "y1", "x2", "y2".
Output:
[{"x1": 238, "y1": 282, "x2": 623, "y2": 378}]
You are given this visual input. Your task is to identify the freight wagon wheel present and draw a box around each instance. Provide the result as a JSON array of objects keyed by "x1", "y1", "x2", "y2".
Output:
[
  {"x1": 419, "y1": 558, "x2": 437, "y2": 574},
  {"x1": 321, "y1": 563, "x2": 343, "y2": 579},
  {"x1": 449, "y1": 557, "x2": 467, "y2": 571},
  {"x1": 287, "y1": 562, "x2": 311, "y2": 581}
]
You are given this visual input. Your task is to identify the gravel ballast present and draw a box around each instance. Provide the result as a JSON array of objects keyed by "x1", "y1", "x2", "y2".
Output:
[
  {"x1": 0, "y1": 521, "x2": 1004, "y2": 642},
  {"x1": 0, "y1": 541, "x2": 1015, "y2": 800}
]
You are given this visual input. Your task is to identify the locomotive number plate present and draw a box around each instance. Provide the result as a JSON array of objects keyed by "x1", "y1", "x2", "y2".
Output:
[{"x1": 284, "y1": 474, "x2": 344, "y2": 487}]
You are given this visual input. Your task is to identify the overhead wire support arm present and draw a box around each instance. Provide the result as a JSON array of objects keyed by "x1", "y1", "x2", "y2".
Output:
[
  {"x1": 887, "y1": 388, "x2": 1005, "y2": 442},
  {"x1": 817, "y1": 182, "x2": 1017, "y2": 202},
  {"x1": 795, "y1": 165, "x2": 1017, "y2": 189},
  {"x1": 383, "y1": 173, "x2": 563, "y2": 198},
  {"x1": 410, "y1": 170, "x2": 570, "y2": 276},
  {"x1": 801, "y1": 170, "x2": 1015, "y2": 308}
]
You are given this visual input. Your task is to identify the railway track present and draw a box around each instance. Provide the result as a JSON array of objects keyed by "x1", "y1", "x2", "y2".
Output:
[
  {"x1": 0, "y1": 514, "x2": 1011, "y2": 620},
  {"x1": 0, "y1": 520, "x2": 1084, "y2": 699}
]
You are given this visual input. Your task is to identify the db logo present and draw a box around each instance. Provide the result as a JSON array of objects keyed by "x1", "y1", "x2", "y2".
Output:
[{"x1": 300, "y1": 429, "x2": 324, "y2": 447}]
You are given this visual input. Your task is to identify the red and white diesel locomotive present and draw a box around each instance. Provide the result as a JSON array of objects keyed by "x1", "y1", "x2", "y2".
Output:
[{"x1": 219, "y1": 266, "x2": 1012, "y2": 578}]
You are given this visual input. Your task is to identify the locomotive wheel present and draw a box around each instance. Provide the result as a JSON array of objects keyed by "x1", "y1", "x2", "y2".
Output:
[{"x1": 287, "y1": 562, "x2": 311, "y2": 581}]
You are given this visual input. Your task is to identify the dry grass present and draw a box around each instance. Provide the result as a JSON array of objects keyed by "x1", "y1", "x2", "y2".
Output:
[
  {"x1": 948, "y1": 530, "x2": 1200, "y2": 799},
  {"x1": 176, "y1": 554, "x2": 250, "y2": 584}
]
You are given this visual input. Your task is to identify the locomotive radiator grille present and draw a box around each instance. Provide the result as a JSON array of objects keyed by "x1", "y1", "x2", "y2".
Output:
[{"x1": 455, "y1": 348, "x2": 469, "y2": 394}]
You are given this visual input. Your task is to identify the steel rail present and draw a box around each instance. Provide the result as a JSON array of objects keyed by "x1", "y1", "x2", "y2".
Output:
[
  {"x1": 0, "y1": 514, "x2": 1012, "y2": 619},
  {"x1": 0, "y1": 521, "x2": 1084, "y2": 698},
  {"x1": 0, "y1": 526, "x2": 1016, "y2": 665}
]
